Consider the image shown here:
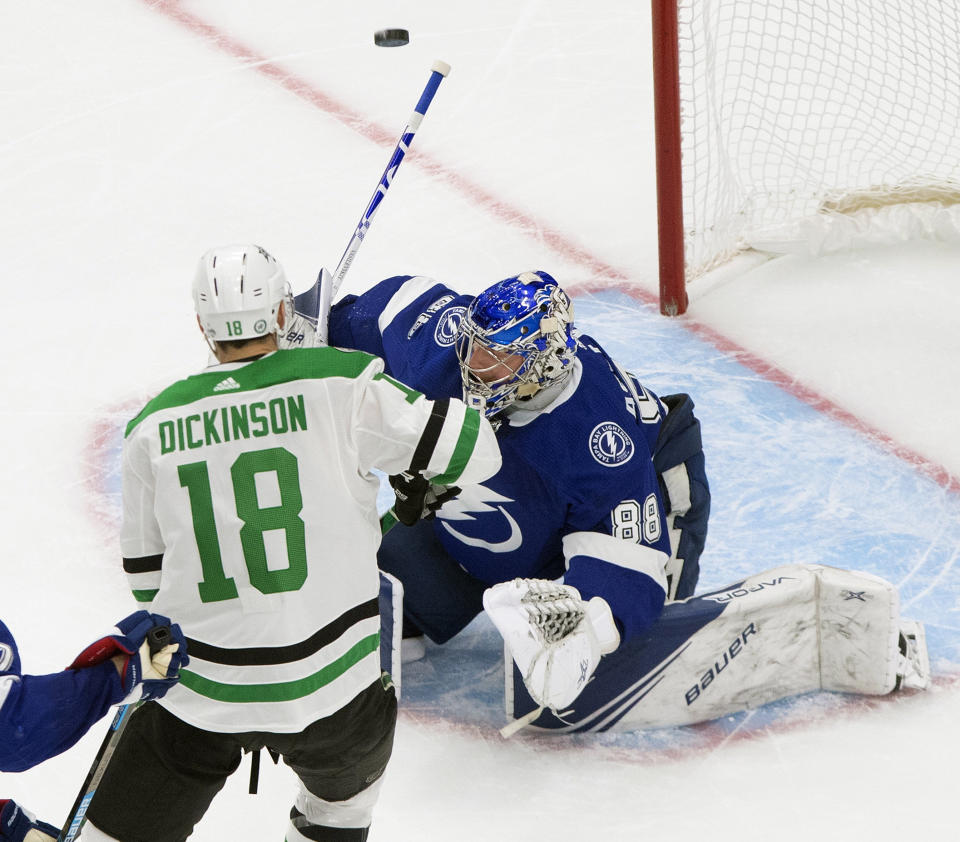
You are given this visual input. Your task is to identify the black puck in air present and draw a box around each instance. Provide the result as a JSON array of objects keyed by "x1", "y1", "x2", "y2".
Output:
[{"x1": 374, "y1": 28, "x2": 410, "y2": 47}]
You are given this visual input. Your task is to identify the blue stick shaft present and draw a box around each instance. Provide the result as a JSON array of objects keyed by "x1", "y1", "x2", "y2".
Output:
[
  {"x1": 293, "y1": 60, "x2": 450, "y2": 345},
  {"x1": 331, "y1": 60, "x2": 451, "y2": 293},
  {"x1": 414, "y1": 67, "x2": 447, "y2": 115}
]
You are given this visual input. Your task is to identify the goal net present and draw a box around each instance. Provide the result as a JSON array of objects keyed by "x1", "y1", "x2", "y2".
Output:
[{"x1": 653, "y1": 0, "x2": 960, "y2": 314}]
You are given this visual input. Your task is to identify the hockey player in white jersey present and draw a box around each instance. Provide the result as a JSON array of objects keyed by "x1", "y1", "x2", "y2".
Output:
[
  {"x1": 327, "y1": 269, "x2": 930, "y2": 733},
  {"x1": 80, "y1": 245, "x2": 500, "y2": 842}
]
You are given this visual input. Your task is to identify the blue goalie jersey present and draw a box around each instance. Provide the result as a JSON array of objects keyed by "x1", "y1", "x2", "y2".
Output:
[{"x1": 330, "y1": 276, "x2": 709, "y2": 641}]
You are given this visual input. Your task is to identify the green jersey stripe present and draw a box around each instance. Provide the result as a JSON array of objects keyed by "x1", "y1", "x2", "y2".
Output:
[
  {"x1": 379, "y1": 510, "x2": 399, "y2": 534},
  {"x1": 372, "y1": 371, "x2": 421, "y2": 404},
  {"x1": 126, "y1": 348, "x2": 378, "y2": 437},
  {"x1": 175, "y1": 633, "x2": 379, "y2": 703},
  {"x1": 432, "y1": 408, "x2": 481, "y2": 485},
  {"x1": 132, "y1": 589, "x2": 159, "y2": 602}
]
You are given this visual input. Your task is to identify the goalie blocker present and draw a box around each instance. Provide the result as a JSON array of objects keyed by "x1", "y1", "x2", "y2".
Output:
[{"x1": 502, "y1": 564, "x2": 930, "y2": 733}]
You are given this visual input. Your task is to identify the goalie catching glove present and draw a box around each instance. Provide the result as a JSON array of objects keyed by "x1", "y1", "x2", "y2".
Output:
[
  {"x1": 483, "y1": 579, "x2": 620, "y2": 711},
  {"x1": 68, "y1": 610, "x2": 189, "y2": 703}
]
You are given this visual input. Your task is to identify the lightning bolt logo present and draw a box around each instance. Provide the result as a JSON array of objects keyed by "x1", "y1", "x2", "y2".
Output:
[{"x1": 437, "y1": 484, "x2": 523, "y2": 552}]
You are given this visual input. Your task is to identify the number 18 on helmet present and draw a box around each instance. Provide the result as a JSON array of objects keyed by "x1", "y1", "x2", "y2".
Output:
[{"x1": 193, "y1": 244, "x2": 292, "y2": 343}]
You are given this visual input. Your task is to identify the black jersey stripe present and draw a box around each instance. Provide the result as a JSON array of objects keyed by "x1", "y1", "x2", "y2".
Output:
[
  {"x1": 123, "y1": 554, "x2": 163, "y2": 574},
  {"x1": 184, "y1": 598, "x2": 379, "y2": 666},
  {"x1": 409, "y1": 398, "x2": 450, "y2": 473}
]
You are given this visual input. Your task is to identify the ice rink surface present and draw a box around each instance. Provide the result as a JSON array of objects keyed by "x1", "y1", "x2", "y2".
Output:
[{"x1": 1, "y1": 2, "x2": 958, "y2": 840}]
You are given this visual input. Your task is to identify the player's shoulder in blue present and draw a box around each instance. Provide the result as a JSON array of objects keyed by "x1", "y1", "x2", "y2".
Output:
[
  {"x1": 575, "y1": 334, "x2": 665, "y2": 451},
  {"x1": 331, "y1": 275, "x2": 470, "y2": 401},
  {"x1": 329, "y1": 274, "x2": 418, "y2": 358}
]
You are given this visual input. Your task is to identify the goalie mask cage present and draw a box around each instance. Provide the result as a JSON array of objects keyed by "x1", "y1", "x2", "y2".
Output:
[{"x1": 652, "y1": 0, "x2": 960, "y2": 316}]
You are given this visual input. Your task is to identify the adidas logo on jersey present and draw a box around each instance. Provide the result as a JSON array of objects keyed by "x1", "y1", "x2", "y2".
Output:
[{"x1": 213, "y1": 376, "x2": 241, "y2": 392}]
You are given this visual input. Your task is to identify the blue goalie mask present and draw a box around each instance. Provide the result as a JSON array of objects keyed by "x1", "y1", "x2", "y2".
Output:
[{"x1": 455, "y1": 271, "x2": 577, "y2": 416}]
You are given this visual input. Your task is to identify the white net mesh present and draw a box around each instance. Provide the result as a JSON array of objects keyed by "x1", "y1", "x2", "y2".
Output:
[{"x1": 678, "y1": 0, "x2": 960, "y2": 278}]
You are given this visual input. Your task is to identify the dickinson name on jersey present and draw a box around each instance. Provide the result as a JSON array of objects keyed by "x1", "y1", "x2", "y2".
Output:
[{"x1": 157, "y1": 394, "x2": 308, "y2": 453}]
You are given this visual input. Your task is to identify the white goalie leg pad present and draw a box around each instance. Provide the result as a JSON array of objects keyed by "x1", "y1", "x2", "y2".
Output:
[
  {"x1": 290, "y1": 777, "x2": 384, "y2": 834},
  {"x1": 605, "y1": 565, "x2": 821, "y2": 729},
  {"x1": 592, "y1": 564, "x2": 912, "y2": 732},
  {"x1": 817, "y1": 565, "x2": 900, "y2": 694}
]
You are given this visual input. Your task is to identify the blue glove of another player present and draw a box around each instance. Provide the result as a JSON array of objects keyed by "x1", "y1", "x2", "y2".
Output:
[
  {"x1": 0, "y1": 799, "x2": 58, "y2": 842},
  {"x1": 68, "y1": 611, "x2": 189, "y2": 702}
]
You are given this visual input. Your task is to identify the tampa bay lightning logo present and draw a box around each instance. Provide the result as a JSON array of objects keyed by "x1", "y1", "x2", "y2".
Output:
[
  {"x1": 434, "y1": 306, "x2": 466, "y2": 347},
  {"x1": 589, "y1": 422, "x2": 634, "y2": 466}
]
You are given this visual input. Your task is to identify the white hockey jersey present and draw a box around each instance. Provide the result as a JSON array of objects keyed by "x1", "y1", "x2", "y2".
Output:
[{"x1": 120, "y1": 347, "x2": 499, "y2": 733}]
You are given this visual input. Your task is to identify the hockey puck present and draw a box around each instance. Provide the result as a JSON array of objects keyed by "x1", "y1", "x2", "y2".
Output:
[{"x1": 374, "y1": 28, "x2": 409, "y2": 47}]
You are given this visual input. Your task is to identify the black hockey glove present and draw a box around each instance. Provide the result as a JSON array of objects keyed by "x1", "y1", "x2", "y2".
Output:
[{"x1": 389, "y1": 472, "x2": 460, "y2": 526}]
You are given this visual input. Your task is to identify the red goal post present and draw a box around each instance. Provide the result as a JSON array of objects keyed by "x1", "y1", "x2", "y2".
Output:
[{"x1": 652, "y1": 0, "x2": 960, "y2": 316}]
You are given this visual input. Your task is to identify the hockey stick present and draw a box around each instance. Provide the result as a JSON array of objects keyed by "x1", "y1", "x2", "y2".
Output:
[
  {"x1": 58, "y1": 626, "x2": 172, "y2": 842},
  {"x1": 293, "y1": 59, "x2": 451, "y2": 345}
]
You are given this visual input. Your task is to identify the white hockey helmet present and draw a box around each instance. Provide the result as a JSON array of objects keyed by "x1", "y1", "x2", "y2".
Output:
[{"x1": 193, "y1": 244, "x2": 291, "y2": 342}]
